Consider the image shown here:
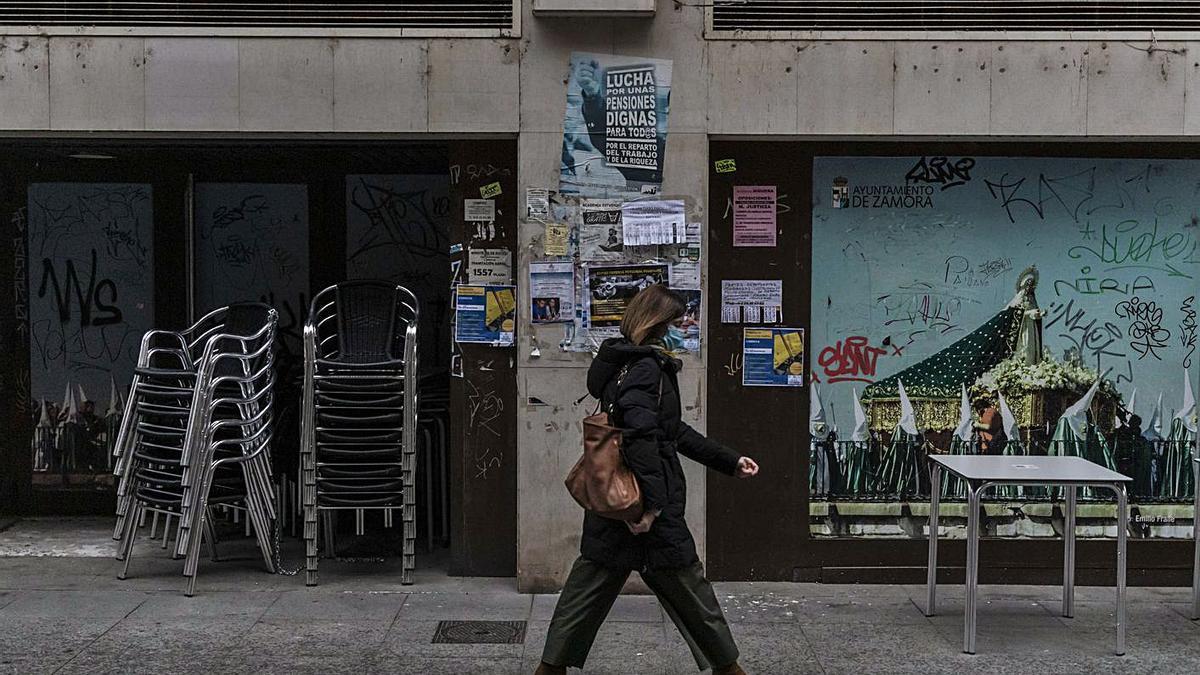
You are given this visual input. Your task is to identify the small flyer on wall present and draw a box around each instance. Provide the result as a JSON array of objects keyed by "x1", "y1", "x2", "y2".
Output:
[
  {"x1": 468, "y1": 248, "x2": 512, "y2": 285},
  {"x1": 587, "y1": 263, "x2": 669, "y2": 329},
  {"x1": 621, "y1": 199, "x2": 687, "y2": 245},
  {"x1": 465, "y1": 198, "x2": 496, "y2": 223},
  {"x1": 456, "y1": 284, "x2": 516, "y2": 346},
  {"x1": 720, "y1": 279, "x2": 782, "y2": 324},
  {"x1": 677, "y1": 289, "x2": 702, "y2": 353},
  {"x1": 733, "y1": 186, "x2": 777, "y2": 247},
  {"x1": 743, "y1": 327, "x2": 805, "y2": 387},
  {"x1": 530, "y1": 261, "x2": 575, "y2": 324},
  {"x1": 579, "y1": 198, "x2": 625, "y2": 262}
]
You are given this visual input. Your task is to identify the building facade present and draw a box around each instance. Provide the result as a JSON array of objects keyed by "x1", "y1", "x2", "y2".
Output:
[{"x1": 0, "y1": 2, "x2": 1197, "y2": 591}]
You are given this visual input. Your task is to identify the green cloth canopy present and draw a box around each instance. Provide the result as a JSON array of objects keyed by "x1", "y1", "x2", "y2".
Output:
[{"x1": 863, "y1": 307, "x2": 1021, "y2": 401}]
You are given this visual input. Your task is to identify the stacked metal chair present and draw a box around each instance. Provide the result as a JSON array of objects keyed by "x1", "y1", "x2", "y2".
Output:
[
  {"x1": 111, "y1": 303, "x2": 279, "y2": 595},
  {"x1": 418, "y1": 373, "x2": 451, "y2": 552},
  {"x1": 301, "y1": 281, "x2": 419, "y2": 586}
]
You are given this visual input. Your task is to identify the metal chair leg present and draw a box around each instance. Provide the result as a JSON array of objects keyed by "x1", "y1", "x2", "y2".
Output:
[{"x1": 203, "y1": 508, "x2": 220, "y2": 563}]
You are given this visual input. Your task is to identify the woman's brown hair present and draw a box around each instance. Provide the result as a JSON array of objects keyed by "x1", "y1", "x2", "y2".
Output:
[{"x1": 620, "y1": 284, "x2": 685, "y2": 346}]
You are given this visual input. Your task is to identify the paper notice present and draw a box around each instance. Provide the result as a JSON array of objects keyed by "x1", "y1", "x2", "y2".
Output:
[
  {"x1": 468, "y1": 248, "x2": 512, "y2": 285},
  {"x1": 543, "y1": 223, "x2": 569, "y2": 257},
  {"x1": 742, "y1": 327, "x2": 805, "y2": 387},
  {"x1": 580, "y1": 199, "x2": 625, "y2": 262},
  {"x1": 670, "y1": 261, "x2": 701, "y2": 290},
  {"x1": 733, "y1": 185, "x2": 777, "y2": 247},
  {"x1": 621, "y1": 199, "x2": 687, "y2": 246},
  {"x1": 529, "y1": 261, "x2": 575, "y2": 324},
  {"x1": 455, "y1": 284, "x2": 516, "y2": 346},
  {"x1": 526, "y1": 187, "x2": 550, "y2": 219},
  {"x1": 465, "y1": 199, "x2": 496, "y2": 223},
  {"x1": 721, "y1": 279, "x2": 783, "y2": 324},
  {"x1": 587, "y1": 263, "x2": 669, "y2": 328}
]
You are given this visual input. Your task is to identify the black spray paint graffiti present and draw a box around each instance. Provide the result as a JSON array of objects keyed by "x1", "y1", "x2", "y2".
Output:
[
  {"x1": 348, "y1": 178, "x2": 452, "y2": 373},
  {"x1": 984, "y1": 165, "x2": 1162, "y2": 225},
  {"x1": 31, "y1": 186, "x2": 152, "y2": 280},
  {"x1": 12, "y1": 207, "x2": 30, "y2": 413},
  {"x1": 1045, "y1": 298, "x2": 1131, "y2": 382},
  {"x1": 13, "y1": 207, "x2": 28, "y2": 346},
  {"x1": 205, "y1": 195, "x2": 304, "y2": 290},
  {"x1": 30, "y1": 320, "x2": 141, "y2": 373},
  {"x1": 1179, "y1": 296, "x2": 1197, "y2": 369},
  {"x1": 943, "y1": 255, "x2": 1011, "y2": 288},
  {"x1": 1114, "y1": 296, "x2": 1171, "y2": 361},
  {"x1": 905, "y1": 156, "x2": 975, "y2": 191},
  {"x1": 38, "y1": 249, "x2": 123, "y2": 327}
]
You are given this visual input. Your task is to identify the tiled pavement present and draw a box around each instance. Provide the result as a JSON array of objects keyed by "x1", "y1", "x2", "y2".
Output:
[{"x1": 0, "y1": 519, "x2": 1198, "y2": 674}]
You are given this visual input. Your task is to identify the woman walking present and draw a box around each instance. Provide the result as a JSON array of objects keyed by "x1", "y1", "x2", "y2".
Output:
[{"x1": 536, "y1": 285, "x2": 760, "y2": 675}]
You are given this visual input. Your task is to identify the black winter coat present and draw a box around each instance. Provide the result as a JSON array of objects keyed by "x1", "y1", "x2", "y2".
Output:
[{"x1": 580, "y1": 338, "x2": 742, "y2": 571}]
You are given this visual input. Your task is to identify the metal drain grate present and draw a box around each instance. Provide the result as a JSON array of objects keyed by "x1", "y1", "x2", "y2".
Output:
[{"x1": 432, "y1": 620, "x2": 527, "y2": 644}]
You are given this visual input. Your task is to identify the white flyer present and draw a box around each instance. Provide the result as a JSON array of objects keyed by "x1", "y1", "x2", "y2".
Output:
[
  {"x1": 465, "y1": 198, "x2": 496, "y2": 223},
  {"x1": 720, "y1": 279, "x2": 783, "y2": 324}
]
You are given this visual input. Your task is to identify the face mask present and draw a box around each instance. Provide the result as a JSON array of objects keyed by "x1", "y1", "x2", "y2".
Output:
[{"x1": 662, "y1": 325, "x2": 686, "y2": 352}]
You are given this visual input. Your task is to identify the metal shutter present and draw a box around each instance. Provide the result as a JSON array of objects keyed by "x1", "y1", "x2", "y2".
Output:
[
  {"x1": 0, "y1": 1, "x2": 514, "y2": 30},
  {"x1": 711, "y1": 0, "x2": 1200, "y2": 33}
]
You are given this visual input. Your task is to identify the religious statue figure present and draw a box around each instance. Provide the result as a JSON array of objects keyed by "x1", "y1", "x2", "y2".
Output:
[{"x1": 1007, "y1": 266, "x2": 1046, "y2": 366}]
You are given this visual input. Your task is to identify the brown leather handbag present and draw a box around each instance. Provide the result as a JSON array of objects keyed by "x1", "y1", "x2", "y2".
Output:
[{"x1": 564, "y1": 364, "x2": 656, "y2": 521}]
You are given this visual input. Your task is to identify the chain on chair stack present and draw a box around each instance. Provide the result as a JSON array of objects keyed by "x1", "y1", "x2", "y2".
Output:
[
  {"x1": 301, "y1": 281, "x2": 420, "y2": 586},
  {"x1": 110, "y1": 304, "x2": 280, "y2": 596}
]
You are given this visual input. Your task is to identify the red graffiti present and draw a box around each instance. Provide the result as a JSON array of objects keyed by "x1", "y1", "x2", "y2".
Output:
[{"x1": 818, "y1": 336, "x2": 888, "y2": 384}]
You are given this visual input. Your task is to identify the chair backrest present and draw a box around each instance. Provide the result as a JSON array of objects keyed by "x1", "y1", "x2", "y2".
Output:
[
  {"x1": 336, "y1": 282, "x2": 400, "y2": 363},
  {"x1": 308, "y1": 281, "x2": 419, "y2": 364}
]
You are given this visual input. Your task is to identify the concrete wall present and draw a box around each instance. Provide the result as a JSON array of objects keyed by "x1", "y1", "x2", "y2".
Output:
[{"x1": 2, "y1": 1, "x2": 1198, "y2": 590}]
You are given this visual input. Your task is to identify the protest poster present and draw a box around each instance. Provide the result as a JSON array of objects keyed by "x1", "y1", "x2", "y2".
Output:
[
  {"x1": 586, "y1": 263, "x2": 668, "y2": 328},
  {"x1": 529, "y1": 262, "x2": 575, "y2": 324},
  {"x1": 561, "y1": 52, "x2": 672, "y2": 200},
  {"x1": 743, "y1": 328, "x2": 805, "y2": 387},
  {"x1": 456, "y1": 284, "x2": 516, "y2": 346}
]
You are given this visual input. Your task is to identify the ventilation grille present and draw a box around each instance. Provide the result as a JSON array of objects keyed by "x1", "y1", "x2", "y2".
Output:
[
  {"x1": 712, "y1": 0, "x2": 1200, "y2": 32},
  {"x1": 0, "y1": 1, "x2": 514, "y2": 29}
]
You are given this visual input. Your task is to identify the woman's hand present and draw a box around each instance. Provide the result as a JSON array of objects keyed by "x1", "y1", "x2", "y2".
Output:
[
  {"x1": 736, "y1": 456, "x2": 759, "y2": 478},
  {"x1": 625, "y1": 510, "x2": 658, "y2": 535}
]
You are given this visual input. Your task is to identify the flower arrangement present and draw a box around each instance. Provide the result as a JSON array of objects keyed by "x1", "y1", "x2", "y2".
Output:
[{"x1": 969, "y1": 351, "x2": 1122, "y2": 409}]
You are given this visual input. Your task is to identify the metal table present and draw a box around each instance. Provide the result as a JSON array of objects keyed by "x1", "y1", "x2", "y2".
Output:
[
  {"x1": 924, "y1": 455, "x2": 1131, "y2": 655},
  {"x1": 1194, "y1": 457, "x2": 1199, "y2": 621}
]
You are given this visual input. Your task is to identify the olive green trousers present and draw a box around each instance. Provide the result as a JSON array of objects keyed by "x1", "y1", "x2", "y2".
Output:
[{"x1": 540, "y1": 556, "x2": 740, "y2": 671}]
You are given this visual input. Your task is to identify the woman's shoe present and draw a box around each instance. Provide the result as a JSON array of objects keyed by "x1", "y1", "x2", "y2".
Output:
[
  {"x1": 534, "y1": 662, "x2": 567, "y2": 675},
  {"x1": 713, "y1": 662, "x2": 746, "y2": 675}
]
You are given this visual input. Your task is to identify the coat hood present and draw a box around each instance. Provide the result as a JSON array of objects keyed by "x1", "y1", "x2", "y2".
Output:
[{"x1": 587, "y1": 337, "x2": 681, "y2": 399}]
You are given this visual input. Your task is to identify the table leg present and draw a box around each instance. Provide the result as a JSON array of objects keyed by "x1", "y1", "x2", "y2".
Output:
[
  {"x1": 964, "y1": 481, "x2": 980, "y2": 655},
  {"x1": 1063, "y1": 485, "x2": 1076, "y2": 619},
  {"x1": 1115, "y1": 483, "x2": 1128, "y2": 657},
  {"x1": 926, "y1": 464, "x2": 940, "y2": 617}
]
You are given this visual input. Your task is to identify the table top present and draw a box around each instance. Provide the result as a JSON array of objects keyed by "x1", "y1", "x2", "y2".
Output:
[{"x1": 929, "y1": 455, "x2": 1131, "y2": 483}]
